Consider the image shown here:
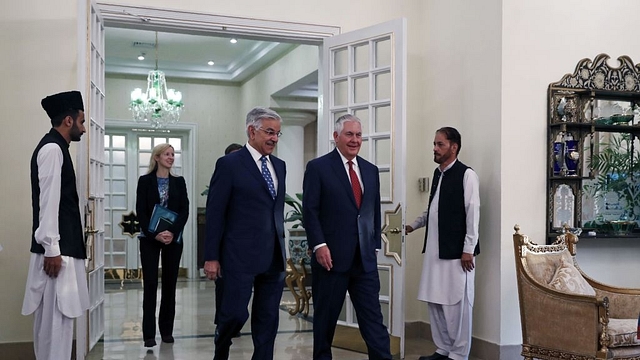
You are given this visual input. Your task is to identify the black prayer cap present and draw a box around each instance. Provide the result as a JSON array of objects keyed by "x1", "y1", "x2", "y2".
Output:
[{"x1": 41, "y1": 91, "x2": 84, "y2": 120}]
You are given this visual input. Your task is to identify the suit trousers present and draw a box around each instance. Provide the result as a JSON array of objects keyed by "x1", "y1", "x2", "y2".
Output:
[
  {"x1": 214, "y1": 246, "x2": 285, "y2": 360},
  {"x1": 139, "y1": 238, "x2": 183, "y2": 340},
  {"x1": 312, "y1": 252, "x2": 391, "y2": 360},
  {"x1": 214, "y1": 276, "x2": 224, "y2": 325}
]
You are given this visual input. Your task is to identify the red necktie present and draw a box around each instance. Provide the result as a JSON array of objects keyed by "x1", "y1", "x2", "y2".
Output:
[{"x1": 348, "y1": 161, "x2": 362, "y2": 208}]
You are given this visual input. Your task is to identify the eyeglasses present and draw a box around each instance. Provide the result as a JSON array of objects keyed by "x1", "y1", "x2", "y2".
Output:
[{"x1": 257, "y1": 127, "x2": 283, "y2": 138}]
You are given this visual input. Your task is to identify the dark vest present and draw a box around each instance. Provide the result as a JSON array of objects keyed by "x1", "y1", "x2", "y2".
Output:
[
  {"x1": 422, "y1": 160, "x2": 480, "y2": 259},
  {"x1": 30, "y1": 129, "x2": 86, "y2": 259}
]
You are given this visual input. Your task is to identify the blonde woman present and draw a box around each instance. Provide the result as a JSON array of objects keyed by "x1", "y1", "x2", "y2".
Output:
[{"x1": 136, "y1": 143, "x2": 189, "y2": 347}]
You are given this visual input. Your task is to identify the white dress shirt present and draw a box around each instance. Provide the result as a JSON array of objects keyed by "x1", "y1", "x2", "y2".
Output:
[
  {"x1": 22, "y1": 143, "x2": 89, "y2": 318},
  {"x1": 337, "y1": 151, "x2": 364, "y2": 194},
  {"x1": 414, "y1": 159, "x2": 480, "y2": 305},
  {"x1": 246, "y1": 142, "x2": 278, "y2": 193},
  {"x1": 313, "y1": 150, "x2": 363, "y2": 252}
]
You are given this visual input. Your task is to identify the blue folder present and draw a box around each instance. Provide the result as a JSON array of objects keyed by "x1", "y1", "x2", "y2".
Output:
[{"x1": 149, "y1": 204, "x2": 182, "y2": 243}]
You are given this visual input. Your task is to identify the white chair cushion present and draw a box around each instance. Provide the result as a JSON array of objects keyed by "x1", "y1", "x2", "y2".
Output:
[
  {"x1": 608, "y1": 318, "x2": 640, "y2": 348},
  {"x1": 547, "y1": 257, "x2": 596, "y2": 296}
]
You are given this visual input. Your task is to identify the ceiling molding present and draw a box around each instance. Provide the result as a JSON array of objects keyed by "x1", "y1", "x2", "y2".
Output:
[
  {"x1": 97, "y1": 2, "x2": 340, "y2": 44},
  {"x1": 272, "y1": 71, "x2": 318, "y2": 99},
  {"x1": 105, "y1": 32, "x2": 297, "y2": 83}
]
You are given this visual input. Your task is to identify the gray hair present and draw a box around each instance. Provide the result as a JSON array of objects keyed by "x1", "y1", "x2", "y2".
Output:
[
  {"x1": 334, "y1": 113, "x2": 361, "y2": 134},
  {"x1": 245, "y1": 107, "x2": 282, "y2": 137}
]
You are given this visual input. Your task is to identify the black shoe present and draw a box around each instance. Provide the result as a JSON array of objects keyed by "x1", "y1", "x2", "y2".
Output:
[
  {"x1": 144, "y1": 338, "x2": 157, "y2": 347},
  {"x1": 418, "y1": 353, "x2": 448, "y2": 360},
  {"x1": 162, "y1": 335, "x2": 175, "y2": 343}
]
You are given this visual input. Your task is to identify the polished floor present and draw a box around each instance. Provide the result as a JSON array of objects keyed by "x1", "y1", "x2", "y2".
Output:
[{"x1": 87, "y1": 277, "x2": 473, "y2": 360}]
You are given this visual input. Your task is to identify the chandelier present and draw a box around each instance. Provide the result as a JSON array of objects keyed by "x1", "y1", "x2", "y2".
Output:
[{"x1": 130, "y1": 32, "x2": 184, "y2": 128}]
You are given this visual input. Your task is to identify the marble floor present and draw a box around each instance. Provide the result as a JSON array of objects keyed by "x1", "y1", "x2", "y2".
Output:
[{"x1": 87, "y1": 278, "x2": 474, "y2": 360}]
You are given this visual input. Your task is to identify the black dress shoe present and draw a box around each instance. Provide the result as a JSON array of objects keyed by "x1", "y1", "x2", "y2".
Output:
[
  {"x1": 162, "y1": 335, "x2": 175, "y2": 343},
  {"x1": 144, "y1": 338, "x2": 157, "y2": 347},
  {"x1": 418, "y1": 353, "x2": 448, "y2": 360}
]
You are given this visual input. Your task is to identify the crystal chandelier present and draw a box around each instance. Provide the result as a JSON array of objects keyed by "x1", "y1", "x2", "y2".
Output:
[{"x1": 130, "y1": 32, "x2": 184, "y2": 128}]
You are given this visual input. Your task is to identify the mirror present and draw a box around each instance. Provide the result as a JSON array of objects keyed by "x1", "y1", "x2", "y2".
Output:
[
  {"x1": 553, "y1": 184, "x2": 575, "y2": 228},
  {"x1": 547, "y1": 54, "x2": 640, "y2": 236}
]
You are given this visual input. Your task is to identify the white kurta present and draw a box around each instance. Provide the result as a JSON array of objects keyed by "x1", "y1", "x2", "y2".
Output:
[
  {"x1": 22, "y1": 143, "x2": 89, "y2": 318},
  {"x1": 412, "y1": 160, "x2": 480, "y2": 305}
]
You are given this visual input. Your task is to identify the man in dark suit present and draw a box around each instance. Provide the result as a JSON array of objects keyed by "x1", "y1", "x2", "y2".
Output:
[
  {"x1": 213, "y1": 142, "x2": 243, "y2": 338},
  {"x1": 303, "y1": 114, "x2": 392, "y2": 360},
  {"x1": 204, "y1": 107, "x2": 287, "y2": 360}
]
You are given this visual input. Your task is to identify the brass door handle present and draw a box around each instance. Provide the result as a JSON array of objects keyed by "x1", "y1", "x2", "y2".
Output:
[
  {"x1": 388, "y1": 227, "x2": 401, "y2": 234},
  {"x1": 85, "y1": 228, "x2": 99, "y2": 234}
]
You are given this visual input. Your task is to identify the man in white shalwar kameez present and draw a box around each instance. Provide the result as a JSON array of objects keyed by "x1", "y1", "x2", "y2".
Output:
[
  {"x1": 22, "y1": 91, "x2": 90, "y2": 360},
  {"x1": 406, "y1": 127, "x2": 480, "y2": 360}
]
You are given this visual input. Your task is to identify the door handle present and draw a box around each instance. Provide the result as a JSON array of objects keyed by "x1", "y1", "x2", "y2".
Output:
[
  {"x1": 84, "y1": 200, "x2": 98, "y2": 269},
  {"x1": 388, "y1": 227, "x2": 401, "y2": 234},
  {"x1": 85, "y1": 227, "x2": 99, "y2": 234}
]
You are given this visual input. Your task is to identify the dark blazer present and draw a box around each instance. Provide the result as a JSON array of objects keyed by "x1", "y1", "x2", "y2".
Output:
[
  {"x1": 204, "y1": 146, "x2": 287, "y2": 275},
  {"x1": 136, "y1": 173, "x2": 190, "y2": 241},
  {"x1": 303, "y1": 149, "x2": 381, "y2": 273}
]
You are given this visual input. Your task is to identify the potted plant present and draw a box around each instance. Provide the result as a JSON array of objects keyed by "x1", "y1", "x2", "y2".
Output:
[
  {"x1": 584, "y1": 133, "x2": 640, "y2": 232},
  {"x1": 284, "y1": 193, "x2": 304, "y2": 229},
  {"x1": 284, "y1": 193, "x2": 310, "y2": 266}
]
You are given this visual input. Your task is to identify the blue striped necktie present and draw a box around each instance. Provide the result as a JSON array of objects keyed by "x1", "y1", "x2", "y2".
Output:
[{"x1": 260, "y1": 156, "x2": 276, "y2": 199}]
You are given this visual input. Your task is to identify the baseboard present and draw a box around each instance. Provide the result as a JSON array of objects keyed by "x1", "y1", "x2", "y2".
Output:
[
  {"x1": 0, "y1": 342, "x2": 35, "y2": 360},
  {"x1": 0, "y1": 341, "x2": 78, "y2": 360},
  {"x1": 405, "y1": 321, "x2": 522, "y2": 360}
]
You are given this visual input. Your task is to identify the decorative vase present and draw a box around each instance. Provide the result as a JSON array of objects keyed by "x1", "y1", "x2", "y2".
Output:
[
  {"x1": 553, "y1": 134, "x2": 564, "y2": 176},
  {"x1": 288, "y1": 229, "x2": 310, "y2": 266},
  {"x1": 564, "y1": 132, "x2": 579, "y2": 176}
]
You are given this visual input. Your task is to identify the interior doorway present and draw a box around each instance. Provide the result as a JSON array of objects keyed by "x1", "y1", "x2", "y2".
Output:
[
  {"x1": 85, "y1": 4, "x2": 406, "y2": 359},
  {"x1": 103, "y1": 125, "x2": 192, "y2": 281},
  {"x1": 101, "y1": 9, "x2": 324, "y2": 281}
]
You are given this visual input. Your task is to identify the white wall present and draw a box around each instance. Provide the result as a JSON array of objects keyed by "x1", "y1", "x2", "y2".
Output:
[
  {"x1": 0, "y1": 0, "x2": 80, "y2": 343},
  {"x1": 6, "y1": 0, "x2": 640, "y2": 351},
  {"x1": 420, "y1": 0, "x2": 503, "y2": 345},
  {"x1": 238, "y1": 44, "x2": 319, "y2": 198},
  {"x1": 501, "y1": 0, "x2": 640, "y2": 346},
  {"x1": 106, "y1": 76, "x2": 243, "y2": 208},
  {"x1": 2, "y1": 0, "x2": 427, "y2": 345},
  {"x1": 239, "y1": 45, "x2": 318, "y2": 115}
]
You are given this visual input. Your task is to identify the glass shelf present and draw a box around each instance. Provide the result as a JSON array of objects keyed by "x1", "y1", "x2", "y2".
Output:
[{"x1": 546, "y1": 54, "x2": 640, "y2": 240}]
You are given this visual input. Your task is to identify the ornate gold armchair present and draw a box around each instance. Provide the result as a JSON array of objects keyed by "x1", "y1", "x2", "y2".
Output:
[{"x1": 513, "y1": 225, "x2": 640, "y2": 359}]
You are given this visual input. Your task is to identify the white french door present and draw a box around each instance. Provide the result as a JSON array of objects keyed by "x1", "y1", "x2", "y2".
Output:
[
  {"x1": 320, "y1": 19, "x2": 407, "y2": 358},
  {"x1": 76, "y1": 1, "x2": 106, "y2": 357},
  {"x1": 103, "y1": 129, "x2": 188, "y2": 274}
]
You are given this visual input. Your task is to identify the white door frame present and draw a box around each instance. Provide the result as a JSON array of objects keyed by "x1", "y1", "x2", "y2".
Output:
[
  {"x1": 96, "y1": 2, "x2": 339, "y2": 44},
  {"x1": 93, "y1": 2, "x2": 339, "y2": 283},
  {"x1": 76, "y1": 1, "x2": 107, "y2": 357},
  {"x1": 105, "y1": 120, "x2": 198, "y2": 277},
  {"x1": 83, "y1": 3, "x2": 408, "y2": 358},
  {"x1": 320, "y1": 19, "x2": 407, "y2": 358}
]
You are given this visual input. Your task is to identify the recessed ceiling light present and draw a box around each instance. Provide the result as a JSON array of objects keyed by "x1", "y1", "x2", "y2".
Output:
[
  {"x1": 208, "y1": 60, "x2": 215, "y2": 66},
  {"x1": 137, "y1": 53, "x2": 145, "y2": 61},
  {"x1": 230, "y1": 38, "x2": 237, "y2": 44}
]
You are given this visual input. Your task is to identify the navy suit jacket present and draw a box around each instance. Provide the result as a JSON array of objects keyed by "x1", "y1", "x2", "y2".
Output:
[
  {"x1": 204, "y1": 146, "x2": 286, "y2": 275},
  {"x1": 303, "y1": 149, "x2": 381, "y2": 273},
  {"x1": 136, "y1": 173, "x2": 190, "y2": 241}
]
